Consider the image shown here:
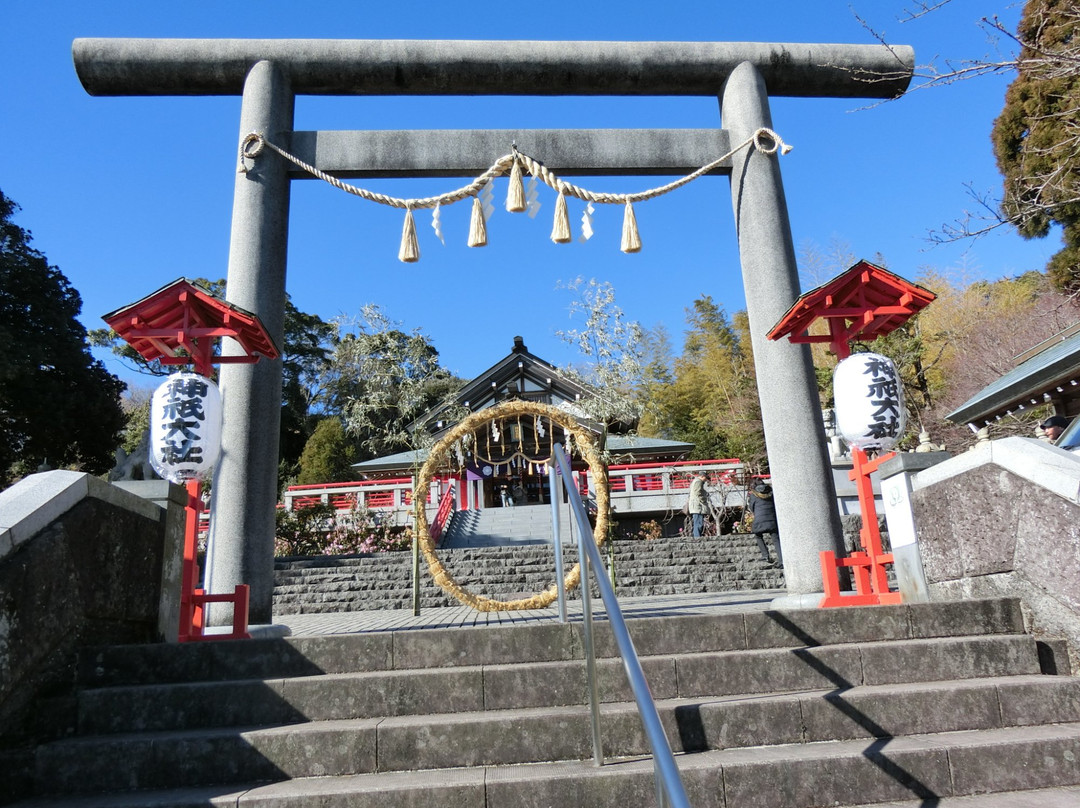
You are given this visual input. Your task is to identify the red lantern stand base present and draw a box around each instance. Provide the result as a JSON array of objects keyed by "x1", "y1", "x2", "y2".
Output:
[
  {"x1": 178, "y1": 479, "x2": 250, "y2": 642},
  {"x1": 819, "y1": 447, "x2": 903, "y2": 608}
]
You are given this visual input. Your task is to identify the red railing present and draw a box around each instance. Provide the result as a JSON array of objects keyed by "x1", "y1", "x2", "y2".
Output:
[
  {"x1": 429, "y1": 482, "x2": 457, "y2": 544},
  {"x1": 278, "y1": 458, "x2": 752, "y2": 518},
  {"x1": 632, "y1": 473, "x2": 664, "y2": 492},
  {"x1": 283, "y1": 477, "x2": 415, "y2": 512}
]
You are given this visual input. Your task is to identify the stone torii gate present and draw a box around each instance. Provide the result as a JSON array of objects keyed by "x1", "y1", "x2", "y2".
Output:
[{"x1": 74, "y1": 39, "x2": 915, "y2": 623}]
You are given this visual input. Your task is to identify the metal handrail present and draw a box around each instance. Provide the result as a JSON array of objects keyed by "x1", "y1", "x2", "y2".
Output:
[{"x1": 551, "y1": 443, "x2": 691, "y2": 808}]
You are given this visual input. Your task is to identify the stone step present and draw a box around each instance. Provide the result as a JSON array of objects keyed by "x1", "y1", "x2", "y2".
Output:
[
  {"x1": 38, "y1": 658, "x2": 1066, "y2": 793},
  {"x1": 79, "y1": 599, "x2": 1027, "y2": 688},
  {"x1": 21, "y1": 598, "x2": 1061, "y2": 806},
  {"x1": 17, "y1": 724, "x2": 1080, "y2": 807},
  {"x1": 73, "y1": 626, "x2": 1052, "y2": 735}
]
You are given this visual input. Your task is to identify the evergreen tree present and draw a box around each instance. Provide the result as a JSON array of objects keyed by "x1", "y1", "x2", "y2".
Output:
[
  {"x1": 296, "y1": 416, "x2": 357, "y2": 485},
  {"x1": 641, "y1": 296, "x2": 764, "y2": 467},
  {"x1": 337, "y1": 305, "x2": 461, "y2": 460},
  {"x1": 992, "y1": 0, "x2": 1080, "y2": 294},
  {"x1": 0, "y1": 189, "x2": 126, "y2": 486}
]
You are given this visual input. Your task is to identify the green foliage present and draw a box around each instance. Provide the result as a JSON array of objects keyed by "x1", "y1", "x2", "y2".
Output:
[
  {"x1": 338, "y1": 305, "x2": 462, "y2": 460},
  {"x1": 640, "y1": 296, "x2": 765, "y2": 468},
  {"x1": 992, "y1": 0, "x2": 1080, "y2": 294},
  {"x1": 120, "y1": 389, "x2": 152, "y2": 455},
  {"x1": 278, "y1": 298, "x2": 340, "y2": 483},
  {"x1": 0, "y1": 189, "x2": 127, "y2": 486},
  {"x1": 274, "y1": 503, "x2": 411, "y2": 557},
  {"x1": 296, "y1": 416, "x2": 357, "y2": 485}
]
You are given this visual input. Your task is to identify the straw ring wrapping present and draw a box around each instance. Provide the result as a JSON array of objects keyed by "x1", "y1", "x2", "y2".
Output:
[{"x1": 413, "y1": 400, "x2": 610, "y2": 611}]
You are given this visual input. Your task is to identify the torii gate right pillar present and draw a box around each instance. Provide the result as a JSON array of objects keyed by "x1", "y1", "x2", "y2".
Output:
[{"x1": 722, "y1": 62, "x2": 846, "y2": 597}]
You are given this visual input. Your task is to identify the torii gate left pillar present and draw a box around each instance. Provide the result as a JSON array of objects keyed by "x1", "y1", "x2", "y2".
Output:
[{"x1": 205, "y1": 62, "x2": 293, "y2": 624}]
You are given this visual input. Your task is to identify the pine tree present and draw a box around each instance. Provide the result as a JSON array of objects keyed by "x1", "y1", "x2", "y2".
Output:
[{"x1": 992, "y1": 0, "x2": 1080, "y2": 294}]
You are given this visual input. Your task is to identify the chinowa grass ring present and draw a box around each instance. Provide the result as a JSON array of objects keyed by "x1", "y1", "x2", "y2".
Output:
[{"x1": 413, "y1": 399, "x2": 610, "y2": 611}]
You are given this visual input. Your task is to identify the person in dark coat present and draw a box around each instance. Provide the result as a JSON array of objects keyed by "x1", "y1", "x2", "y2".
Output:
[{"x1": 748, "y1": 481, "x2": 782, "y2": 566}]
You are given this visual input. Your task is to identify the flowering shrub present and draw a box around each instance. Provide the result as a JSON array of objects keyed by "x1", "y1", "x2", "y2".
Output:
[
  {"x1": 275, "y1": 503, "x2": 412, "y2": 557},
  {"x1": 624, "y1": 519, "x2": 664, "y2": 541}
]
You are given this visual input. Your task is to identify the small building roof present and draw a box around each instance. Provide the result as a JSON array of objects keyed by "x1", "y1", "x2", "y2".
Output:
[
  {"x1": 947, "y1": 323, "x2": 1080, "y2": 427},
  {"x1": 767, "y1": 260, "x2": 936, "y2": 356},
  {"x1": 102, "y1": 278, "x2": 279, "y2": 370},
  {"x1": 351, "y1": 436, "x2": 694, "y2": 476},
  {"x1": 605, "y1": 435, "x2": 694, "y2": 458},
  {"x1": 352, "y1": 448, "x2": 430, "y2": 475}
]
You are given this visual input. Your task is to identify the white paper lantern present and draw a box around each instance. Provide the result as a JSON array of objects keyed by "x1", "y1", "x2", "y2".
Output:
[
  {"x1": 149, "y1": 372, "x2": 223, "y2": 483},
  {"x1": 833, "y1": 353, "x2": 906, "y2": 452}
]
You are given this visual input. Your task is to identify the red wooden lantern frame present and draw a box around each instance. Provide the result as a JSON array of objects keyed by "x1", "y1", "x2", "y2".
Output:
[
  {"x1": 104, "y1": 279, "x2": 280, "y2": 641},
  {"x1": 768, "y1": 261, "x2": 935, "y2": 608}
]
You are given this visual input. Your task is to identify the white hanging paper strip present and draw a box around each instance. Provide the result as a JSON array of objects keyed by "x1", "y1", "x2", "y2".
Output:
[
  {"x1": 431, "y1": 203, "x2": 445, "y2": 245},
  {"x1": 480, "y1": 183, "x2": 495, "y2": 220},
  {"x1": 578, "y1": 202, "x2": 595, "y2": 243},
  {"x1": 526, "y1": 176, "x2": 541, "y2": 219}
]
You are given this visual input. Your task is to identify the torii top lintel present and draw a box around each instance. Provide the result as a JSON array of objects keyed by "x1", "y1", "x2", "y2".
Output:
[
  {"x1": 766, "y1": 260, "x2": 936, "y2": 360},
  {"x1": 72, "y1": 39, "x2": 914, "y2": 99}
]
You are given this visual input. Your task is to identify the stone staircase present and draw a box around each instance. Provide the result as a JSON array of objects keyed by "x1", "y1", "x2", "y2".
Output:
[
  {"x1": 273, "y1": 533, "x2": 784, "y2": 614},
  {"x1": 10, "y1": 597, "x2": 1080, "y2": 806},
  {"x1": 440, "y1": 503, "x2": 576, "y2": 547}
]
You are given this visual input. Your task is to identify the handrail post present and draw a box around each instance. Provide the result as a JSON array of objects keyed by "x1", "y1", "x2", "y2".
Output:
[
  {"x1": 576, "y1": 506, "x2": 604, "y2": 766},
  {"x1": 551, "y1": 443, "x2": 691, "y2": 808},
  {"x1": 549, "y1": 463, "x2": 568, "y2": 622}
]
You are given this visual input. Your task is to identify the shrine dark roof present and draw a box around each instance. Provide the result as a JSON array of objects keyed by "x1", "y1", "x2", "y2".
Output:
[
  {"x1": 102, "y1": 278, "x2": 279, "y2": 366},
  {"x1": 409, "y1": 336, "x2": 619, "y2": 437},
  {"x1": 767, "y1": 260, "x2": 936, "y2": 350}
]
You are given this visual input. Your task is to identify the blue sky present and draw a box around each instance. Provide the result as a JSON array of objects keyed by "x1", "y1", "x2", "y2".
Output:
[{"x1": 1, "y1": 1, "x2": 1057, "y2": 387}]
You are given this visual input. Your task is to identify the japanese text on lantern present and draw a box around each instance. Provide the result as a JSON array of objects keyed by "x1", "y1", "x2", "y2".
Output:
[
  {"x1": 159, "y1": 375, "x2": 208, "y2": 466},
  {"x1": 862, "y1": 356, "x2": 901, "y2": 443}
]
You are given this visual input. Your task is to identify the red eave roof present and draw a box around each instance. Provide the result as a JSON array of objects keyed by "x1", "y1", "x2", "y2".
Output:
[
  {"x1": 101, "y1": 278, "x2": 279, "y2": 365},
  {"x1": 767, "y1": 260, "x2": 936, "y2": 347}
]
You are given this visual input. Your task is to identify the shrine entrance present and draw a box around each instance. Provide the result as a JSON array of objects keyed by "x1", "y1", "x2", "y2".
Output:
[{"x1": 74, "y1": 38, "x2": 915, "y2": 622}]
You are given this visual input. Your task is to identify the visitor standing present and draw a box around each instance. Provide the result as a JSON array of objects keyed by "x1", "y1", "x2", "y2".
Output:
[
  {"x1": 687, "y1": 471, "x2": 709, "y2": 538},
  {"x1": 748, "y1": 480, "x2": 782, "y2": 566}
]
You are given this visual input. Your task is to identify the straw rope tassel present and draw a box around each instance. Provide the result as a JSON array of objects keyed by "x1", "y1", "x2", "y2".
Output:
[
  {"x1": 468, "y1": 196, "x2": 489, "y2": 247},
  {"x1": 620, "y1": 200, "x2": 642, "y2": 254},
  {"x1": 398, "y1": 208, "x2": 420, "y2": 263},
  {"x1": 551, "y1": 191, "x2": 572, "y2": 244},
  {"x1": 505, "y1": 158, "x2": 526, "y2": 213}
]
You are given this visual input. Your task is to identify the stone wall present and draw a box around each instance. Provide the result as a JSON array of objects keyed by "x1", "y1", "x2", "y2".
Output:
[
  {"x1": 908, "y1": 438, "x2": 1080, "y2": 671},
  {"x1": 0, "y1": 471, "x2": 185, "y2": 787}
]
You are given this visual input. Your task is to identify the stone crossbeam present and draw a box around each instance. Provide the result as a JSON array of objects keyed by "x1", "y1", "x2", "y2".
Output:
[
  {"x1": 285, "y1": 129, "x2": 731, "y2": 178},
  {"x1": 73, "y1": 39, "x2": 914, "y2": 99}
]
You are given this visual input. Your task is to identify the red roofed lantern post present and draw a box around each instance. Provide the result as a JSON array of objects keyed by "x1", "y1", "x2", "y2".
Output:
[
  {"x1": 767, "y1": 261, "x2": 936, "y2": 607},
  {"x1": 103, "y1": 279, "x2": 280, "y2": 640}
]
